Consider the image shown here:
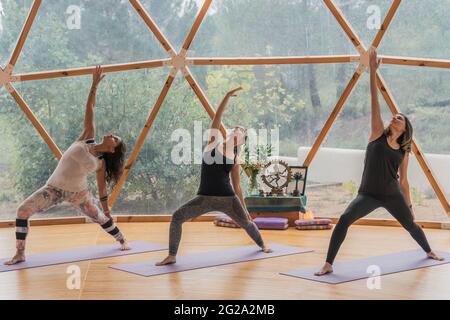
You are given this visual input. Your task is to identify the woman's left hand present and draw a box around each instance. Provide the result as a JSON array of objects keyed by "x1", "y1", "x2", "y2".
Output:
[
  {"x1": 245, "y1": 208, "x2": 253, "y2": 221},
  {"x1": 104, "y1": 210, "x2": 112, "y2": 219}
]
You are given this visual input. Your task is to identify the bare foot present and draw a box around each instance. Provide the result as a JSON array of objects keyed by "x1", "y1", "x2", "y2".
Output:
[
  {"x1": 4, "y1": 251, "x2": 26, "y2": 265},
  {"x1": 120, "y1": 241, "x2": 131, "y2": 251},
  {"x1": 156, "y1": 255, "x2": 176, "y2": 266},
  {"x1": 427, "y1": 251, "x2": 444, "y2": 261},
  {"x1": 315, "y1": 263, "x2": 333, "y2": 276},
  {"x1": 262, "y1": 247, "x2": 273, "y2": 253}
]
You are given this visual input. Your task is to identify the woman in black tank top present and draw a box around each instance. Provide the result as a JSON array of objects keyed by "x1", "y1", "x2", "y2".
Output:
[
  {"x1": 156, "y1": 87, "x2": 272, "y2": 266},
  {"x1": 315, "y1": 48, "x2": 444, "y2": 276},
  {"x1": 196, "y1": 141, "x2": 237, "y2": 196}
]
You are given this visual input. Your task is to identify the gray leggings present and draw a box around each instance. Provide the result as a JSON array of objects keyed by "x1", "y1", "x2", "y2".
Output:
[{"x1": 169, "y1": 195, "x2": 265, "y2": 256}]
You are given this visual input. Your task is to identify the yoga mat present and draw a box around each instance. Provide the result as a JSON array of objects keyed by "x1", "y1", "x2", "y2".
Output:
[
  {"x1": 280, "y1": 249, "x2": 450, "y2": 284},
  {"x1": 0, "y1": 241, "x2": 167, "y2": 272},
  {"x1": 254, "y1": 217, "x2": 289, "y2": 230},
  {"x1": 111, "y1": 243, "x2": 312, "y2": 277}
]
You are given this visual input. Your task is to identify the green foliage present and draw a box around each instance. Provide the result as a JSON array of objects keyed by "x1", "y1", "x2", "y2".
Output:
[
  {"x1": 242, "y1": 142, "x2": 272, "y2": 194},
  {"x1": 0, "y1": 0, "x2": 449, "y2": 216},
  {"x1": 342, "y1": 181, "x2": 358, "y2": 198},
  {"x1": 410, "y1": 187, "x2": 423, "y2": 206}
]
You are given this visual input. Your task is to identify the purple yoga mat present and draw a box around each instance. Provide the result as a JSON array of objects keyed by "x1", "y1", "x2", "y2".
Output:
[
  {"x1": 295, "y1": 219, "x2": 332, "y2": 226},
  {"x1": 254, "y1": 218, "x2": 289, "y2": 230},
  {"x1": 111, "y1": 243, "x2": 312, "y2": 277},
  {"x1": 280, "y1": 249, "x2": 450, "y2": 284},
  {"x1": 0, "y1": 241, "x2": 167, "y2": 273}
]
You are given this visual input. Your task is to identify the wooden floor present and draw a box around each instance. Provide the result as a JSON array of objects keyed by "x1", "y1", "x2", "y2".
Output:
[{"x1": 0, "y1": 222, "x2": 449, "y2": 300}]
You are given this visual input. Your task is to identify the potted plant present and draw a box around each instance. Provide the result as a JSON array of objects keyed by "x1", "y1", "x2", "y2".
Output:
[{"x1": 243, "y1": 143, "x2": 272, "y2": 195}]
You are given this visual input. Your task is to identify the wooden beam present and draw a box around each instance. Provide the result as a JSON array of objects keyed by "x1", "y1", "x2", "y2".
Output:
[
  {"x1": 323, "y1": 0, "x2": 449, "y2": 216},
  {"x1": 183, "y1": 67, "x2": 228, "y2": 138},
  {"x1": 323, "y1": 0, "x2": 365, "y2": 53},
  {"x1": 0, "y1": 215, "x2": 444, "y2": 229},
  {"x1": 181, "y1": 0, "x2": 212, "y2": 51},
  {"x1": 179, "y1": 0, "x2": 228, "y2": 137},
  {"x1": 0, "y1": 217, "x2": 87, "y2": 228},
  {"x1": 8, "y1": 0, "x2": 42, "y2": 67},
  {"x1": 381, "y1": 56, "x2": 450, "y2": 69},
  {"x1": 113, "y1": 0, "x2": 220, "y2": 207},
  {"x1": 116, "y1": 215, "x2": 216, "y2": 223},
  {"x1": 108, "y1": 72, "x2": 176, "y2": 207},
  {"x1": 129, "y1": 0, "x2": 176, "y2": 54},
  {"x1": 303, "y1": 70, "x2": 362, "y2": 167},
  {"x1": 8, "y1": 84, "x2": 63, "y2": 159},
  {"x1": 376, "y1": 72, "x2": 450, "y2": 215},
  {"x1": 371, "y1": 0, "x2": 402, "y2": 48},
  {"x1": 30, "y1": 217, "x2": 86, "y2": 226},
  {"x1": 14, "y1": 59, "x2": 169, "y2": 82},
  {"x1": 189, "y1": 55, "x2": 358, "y2": 66},
  {"x1": 319, "y1": 217, "x2": 443, "y2": 230}
]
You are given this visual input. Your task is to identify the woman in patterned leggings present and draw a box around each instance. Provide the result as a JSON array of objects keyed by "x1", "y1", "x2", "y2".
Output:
[
  {"x1": 156, "y1": 87, "x2": 272, "y2": 266},
  {"x1": 5, "y1": 66, "x2": 129, "y2": 265}
]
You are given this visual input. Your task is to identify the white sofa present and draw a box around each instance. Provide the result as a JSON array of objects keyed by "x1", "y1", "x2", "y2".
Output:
[{"x1": 276, "y1": 147, "x2": 450, "y2": 196}]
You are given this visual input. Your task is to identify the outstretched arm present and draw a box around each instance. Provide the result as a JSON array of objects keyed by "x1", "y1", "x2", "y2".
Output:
[
  {"x1": 78, "y1": 66, "x2": 106, "y2": 141},
  {"x1": 399, "y1": 152, "x2": 413, "y2": 213},
  {"x1": 369, "y1": 47, "x2": 384, "y2": 142},
  {"x1": 230, "y1": 163, "x2": 251, "y2": 219},
  {"x1": 96, "y1": 161, "x2": 111, "y2": 218},
  {"x1": 207, "y1": 87, "x2": 243, "y2": 145}
]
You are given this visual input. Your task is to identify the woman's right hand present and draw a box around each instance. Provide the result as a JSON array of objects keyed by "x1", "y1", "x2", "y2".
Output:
[
  {"x1": 227, "y1": 86, "x2": 243, "y2": 97},
  {"x1": 92, "y1": 65, "x2": 106, "y2": 87}
]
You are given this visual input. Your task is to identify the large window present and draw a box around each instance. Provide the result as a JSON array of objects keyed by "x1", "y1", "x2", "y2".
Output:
[{"x1": 0, "y1": 0, "x2": 449, "y2": 222}]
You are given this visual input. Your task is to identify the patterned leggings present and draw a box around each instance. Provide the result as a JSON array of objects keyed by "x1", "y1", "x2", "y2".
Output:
[
  {"x1": 169, "y1": 195, "x2": 265, "y2": 256},
  {"x1": 15, "y1": 185, "x2": 125, "y2": 250}
]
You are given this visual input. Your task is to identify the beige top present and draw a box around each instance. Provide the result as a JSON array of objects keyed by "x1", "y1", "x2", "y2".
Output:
[{"x1": 47, "y1": 140, "x2": 102, "y2": 192}]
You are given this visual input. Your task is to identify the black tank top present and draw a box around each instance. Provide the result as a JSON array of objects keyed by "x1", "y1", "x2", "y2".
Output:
[
  {"x1": 358, "y1": 132, "x2": 405, "y2": 195},
  {"x1": 197, "y1": 143, "x2": 237, "y2": 196}
]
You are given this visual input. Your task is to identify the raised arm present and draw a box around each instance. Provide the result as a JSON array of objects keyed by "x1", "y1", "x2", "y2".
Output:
[
  {"x1": 207, "y1": 87, "x2": 243, "y2": 145},
  {"x1": 78, "y1": 66, "x2": 106, "y2": 141},
  {"x1": 369, "y1": 47, "x2": 384, "y2": 142}
]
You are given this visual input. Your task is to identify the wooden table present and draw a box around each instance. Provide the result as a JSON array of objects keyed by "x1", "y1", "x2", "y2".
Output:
[{"x1": 245, "y1": 195, "x2": 307, "y2": 227}]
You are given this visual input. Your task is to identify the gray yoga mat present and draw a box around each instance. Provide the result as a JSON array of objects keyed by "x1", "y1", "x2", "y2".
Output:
[
  {"x1": 111, "y1": 243, "x2": 312, "y2": 277},
  {"x1": 0, "y1": 241, "x2": 167, "y2": 272},
  {"x1": 280, "y1": 249, "x2": 450, "y2": 284}
]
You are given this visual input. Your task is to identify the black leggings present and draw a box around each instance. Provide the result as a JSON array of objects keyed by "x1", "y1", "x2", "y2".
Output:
[{"x1": 326, "y1": 192, "x2": 432, "y2": 265}]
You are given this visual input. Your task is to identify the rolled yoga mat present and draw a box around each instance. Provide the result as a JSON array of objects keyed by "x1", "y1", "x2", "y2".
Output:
[
  {"x1": 254, "y1": 217, "x2": 289, "y2": 230},
  {"x1": 296, "y1": 225, "x2": 333, "y2": 230},
  {"x1": 280, "y1": 249, "x2": 450, "y2": 284},
  {"x1": 0, "y1": 241, "x2": 167, "y2": 273},
  {"x1": 111, "y1": 243, "x2": 313, "y2": 277},
  {"x1": 214, "y1": 214, "x2": 240, "y2": 228},
  {"x1": 295, "y1": 219, "x2": 332, "y2": 226}
]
